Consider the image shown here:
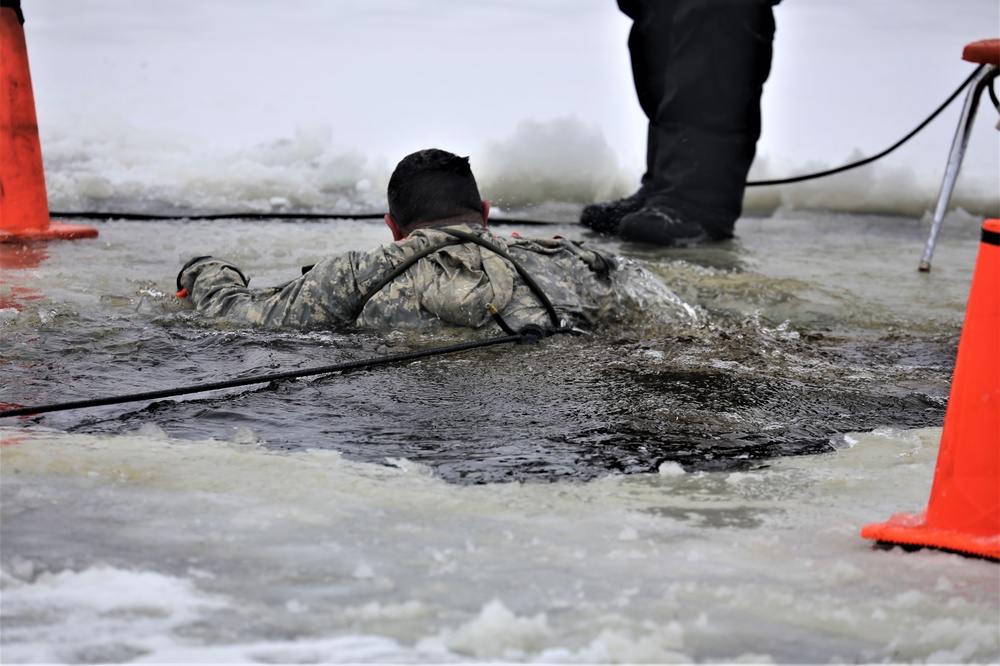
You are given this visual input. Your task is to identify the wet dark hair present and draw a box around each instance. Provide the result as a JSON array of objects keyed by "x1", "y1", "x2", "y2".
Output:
[{"x1": 387, "y1": 149, "x2": 483, "y2": 231}]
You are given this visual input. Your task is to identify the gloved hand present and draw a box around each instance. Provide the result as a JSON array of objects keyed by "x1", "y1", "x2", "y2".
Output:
[{"x1": 176, "y1": 256, "x2": 249, "y2": 297}]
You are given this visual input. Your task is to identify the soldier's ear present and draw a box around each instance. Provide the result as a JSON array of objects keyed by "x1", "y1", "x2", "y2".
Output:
[{"x1": 385, "y1": 214, "x2": 406, "y2": 241}]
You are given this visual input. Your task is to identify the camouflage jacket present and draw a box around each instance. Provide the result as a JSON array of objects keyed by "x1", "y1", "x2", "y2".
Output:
[{"x1": 177, "y1": 223, "x2": 622, "y2": 332}]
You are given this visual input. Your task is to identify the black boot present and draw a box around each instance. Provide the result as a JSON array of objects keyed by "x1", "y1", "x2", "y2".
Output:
[
  {"x1": 579, "y1": 187, "x2": 648, "y2": 235},
  {"x1": 617, "y1": 205, "x2": 708, "y2": 246}
]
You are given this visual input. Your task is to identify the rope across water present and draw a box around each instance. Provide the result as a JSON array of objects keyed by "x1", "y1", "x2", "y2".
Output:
[{"x1": 0, "y1": 328, "x2": 569, "y2": 419}]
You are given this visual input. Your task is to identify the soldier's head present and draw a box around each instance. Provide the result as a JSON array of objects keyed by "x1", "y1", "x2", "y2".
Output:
[{"x1": 385, "y1": 149, "x2": 489, "y2": 240}]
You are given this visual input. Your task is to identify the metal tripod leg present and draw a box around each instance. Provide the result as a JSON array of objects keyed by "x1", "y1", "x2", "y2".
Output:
[{"x1": 919, "y1": 65, "x2": 998, "y2": 272}]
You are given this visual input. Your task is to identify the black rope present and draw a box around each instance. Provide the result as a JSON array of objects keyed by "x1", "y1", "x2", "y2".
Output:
[
  {"x1": 0, "y1": 333, "x2": 534, "y2": 419},
  {"x1": 41, "y1": 69, "x2": 996, "y2": 222},
  {"x1": 49, "y1": 211, "x2": 381, "y2": 221},
  {"x1": 350, "y1": 238, "x2": 466, "y2": 321},
  {"x1": 45, "y1": 67, "x2": 998, "y2": 226},
  {"x1": 47, "y1": 210, "x2": 561, "y2": 226},
  {"x1": 746, "y1": 66, "x2": 991, "y2": 187},
  {"x1": 350, "y1": 228, "x2": 564, "y2": 328},
  {"x1": 439, "y1": 228, "x2": 564, "y2": 329}
]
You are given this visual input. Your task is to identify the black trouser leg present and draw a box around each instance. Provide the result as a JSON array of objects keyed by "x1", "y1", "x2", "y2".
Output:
[{"x1": 622, "y1": 0, "x2": 775, "y2": 238}]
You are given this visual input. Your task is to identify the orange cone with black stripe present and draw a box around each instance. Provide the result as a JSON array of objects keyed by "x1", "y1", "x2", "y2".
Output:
[
  {"x1": 861, "y1": 219, "x2": 1000, "y2": 560},
  {"x1": 0, "y1": 0, "x2": 96, "y2": 243}
]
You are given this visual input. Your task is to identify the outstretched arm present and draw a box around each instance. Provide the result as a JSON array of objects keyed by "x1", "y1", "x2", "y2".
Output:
[{"x1": 176, "y1": 255, "x2": 363, "y2": 329}]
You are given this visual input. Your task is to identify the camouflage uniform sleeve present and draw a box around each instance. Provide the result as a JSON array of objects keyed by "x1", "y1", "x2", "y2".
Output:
[{"x1": 178, "y1": 254, "x2": 368, "y2": 329}]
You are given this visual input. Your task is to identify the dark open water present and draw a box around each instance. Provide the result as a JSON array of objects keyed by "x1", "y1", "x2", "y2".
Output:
[{"x1": 1, "y1": 212, "x2": 965, "y2": 483}]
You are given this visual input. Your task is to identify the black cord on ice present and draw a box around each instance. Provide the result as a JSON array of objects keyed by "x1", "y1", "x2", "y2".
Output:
[
  {"x1": 0, "y1": 332, "x2": 540, "y2": 419},
  {"x1": 49, "y1": 211, "x2": 386, "y2": 221},
  {"x1": 46, "y1": 210, "x2": 561, "y2": 226},
  {"x1": 746, "y1": 66, "x2": 990, "y2": 187},
  {"x1": 43, "y1": 69, "x2": 995, "y2": 222}
]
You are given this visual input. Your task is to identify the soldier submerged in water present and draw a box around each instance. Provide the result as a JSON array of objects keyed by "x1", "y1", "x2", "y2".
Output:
[{"x1": 177, "y1": 148, "x2": 658, "y2": 333}]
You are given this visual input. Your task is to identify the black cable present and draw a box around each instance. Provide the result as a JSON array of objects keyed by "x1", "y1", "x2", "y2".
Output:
[
  {"x1": 44, "y1": 69, "x2": 996, "y2": 221},
  {"x1": 47, "y1": 210, "x2": 561, "y2": 225},
  {"x1": 439, "y1": 228, "x2": 564, "y2": 329},
  {"x1": 352, "y1": 229, "x2": 564, "y2": 326},
  {"x1": 0, "y1": 333, "x2": 530, "y2": 419},
  {"x1": 746, "y1": 66, "x2": 989, "y2": 187},
  {"x1": 13, "y1": 72, "x2": 989, "y2": 419},
  {"x1": 49, "y1": 211, "x2": 383, "y2": 221},
  {"x1": 350, "y1": 238, "x2": 466, "y2": 321}
]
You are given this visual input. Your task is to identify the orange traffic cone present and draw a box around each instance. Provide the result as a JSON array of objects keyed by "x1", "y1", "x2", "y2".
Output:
[
  {"x1": 861, "y1": 219, "x2": 1000, "y2": 560},
  {"x1": 0, "y1": 1, "x2": 96, "y2": 243}
]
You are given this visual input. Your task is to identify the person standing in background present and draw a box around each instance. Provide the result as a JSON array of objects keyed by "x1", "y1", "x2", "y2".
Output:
[{"x1": 582, "y1": 0, "x2": 778, "y2": 246}]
